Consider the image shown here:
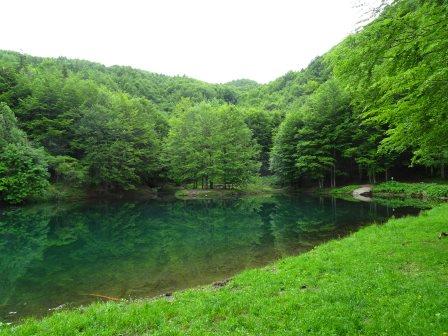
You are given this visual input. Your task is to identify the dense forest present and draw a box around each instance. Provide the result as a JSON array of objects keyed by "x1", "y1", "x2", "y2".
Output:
[{"x1": 0, "y1": 0, "x2": 447, "y2": 203}]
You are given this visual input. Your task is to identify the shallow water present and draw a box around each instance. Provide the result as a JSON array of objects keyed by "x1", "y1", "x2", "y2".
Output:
[{"x1": 0, "y1": 195, "x2": 418, "y2": 322}]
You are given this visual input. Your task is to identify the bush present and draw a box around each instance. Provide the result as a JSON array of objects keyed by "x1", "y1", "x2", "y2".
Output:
[{"x1": 0, "y1": 144, "x2": 49, "y2": 203}]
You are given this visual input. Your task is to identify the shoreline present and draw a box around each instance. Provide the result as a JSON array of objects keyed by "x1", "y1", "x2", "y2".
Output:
[
  {"x1": 2, "y1": 202, "x2": 447, "y2": 335},
  {"x1": 7, "y1": 180, "x2": 448, "y2": 207},
  {"x1": 322, "y1": 181, "x2": 448, "y2": 201}
]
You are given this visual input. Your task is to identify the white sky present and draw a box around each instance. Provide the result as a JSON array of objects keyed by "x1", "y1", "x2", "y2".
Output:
[{"x1": 1, "y1": 0, "x2": 367, "y2": 83}]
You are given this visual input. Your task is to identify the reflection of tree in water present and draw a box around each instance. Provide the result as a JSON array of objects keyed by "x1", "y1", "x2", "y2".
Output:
[
  {"x1": 156, "y1": 199, "x2": 265, "y2": 271},
  {"x1": 0, "y1": 205, "x2": 52, "y2": 306},
  {"x1": 270, "y1": 196, "x2": 334, "y2": 255},
  {"x1": 0, "y1": 198, "x2": 267, "y2": 319},
  {"x1": 269, "y1": 196, "x2": 393, "y2": 255},
  {"x1": 0, "y1": 196, "x2": 415, "y2": 320}
]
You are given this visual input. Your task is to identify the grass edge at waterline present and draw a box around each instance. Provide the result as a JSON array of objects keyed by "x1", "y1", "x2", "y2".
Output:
[{"x1": 2, "y1": 204, "x2": 448, "y2": 335}]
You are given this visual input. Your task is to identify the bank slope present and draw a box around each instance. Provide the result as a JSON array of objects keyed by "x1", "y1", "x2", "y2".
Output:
[{"x1": 3, "y1": 205, "x2": 448, "y2": 335}]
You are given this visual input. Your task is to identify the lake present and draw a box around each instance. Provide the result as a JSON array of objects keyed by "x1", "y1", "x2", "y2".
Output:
[{"x1": 0, "y1": 195, "x2": 418, "y2": 322}]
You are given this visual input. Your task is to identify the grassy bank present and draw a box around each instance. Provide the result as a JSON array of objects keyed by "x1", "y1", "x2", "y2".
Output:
[
  {"x1": 329, "y1": 181, "x2": 448, "y2": 200},
  {"x1": 175, "y1": 176, "x2": 283, "y2": 199},
  {"x1": 326, "y1": 184, "x2": 362, "y2": 196},
  {"x1": 2, "y1": 204, "x2": 447, "y2": 335},
  {"x1": 374, "y1": 181, "x2": 448, "y2": 199}
]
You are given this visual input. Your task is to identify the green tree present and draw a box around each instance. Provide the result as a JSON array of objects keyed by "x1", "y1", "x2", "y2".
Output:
[
  {"x1": 329, "y1": 0, "x2": 448, "y2": 178},
  {"x1": 73, "y1": 93, "x2": 164, "y2": 191},
  {"x1": 164, "y1": 101, "x2": 259, "y2": 188},
  {"x1": 270, "y1": 112, "x2": 304, "y2": 186},
  {"x1": 271, "y1": 80, "x2": 354, "y2": 188},
  {"x1": 215, "y1": 105, "x2": 260, "y2": 188},
  {"x1": 0, "y1": 103, "x2": 49, "y2": 203},
  {"x1": 243, "y1": 107, "x2": 282, "y2": 175}
]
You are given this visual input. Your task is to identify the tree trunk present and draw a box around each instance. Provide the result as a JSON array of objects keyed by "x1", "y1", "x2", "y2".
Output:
[
  {"x1": 332, "y1": 148, "x2": 336, "y2": 188},
  {"x1": 329, "y1": 171, "x2": 332, "y2": 188},
  {"x1": 333, "y1": 167, "x2": 336, "y2": 187},
  {"x1": 385, "y1": 168, "x2": 388, "y2": 182},
  {"x1": 441, "y1": 163, "x2": 446, "y2": 179}
]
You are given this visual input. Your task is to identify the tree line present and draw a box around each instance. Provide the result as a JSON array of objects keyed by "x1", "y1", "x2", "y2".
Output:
[
  {"x1": 270, "y1": 0, "x2": 448, "y2": 186},
  {"x1": 0, "y1": 0, "x2": 447, "y2": 203}
]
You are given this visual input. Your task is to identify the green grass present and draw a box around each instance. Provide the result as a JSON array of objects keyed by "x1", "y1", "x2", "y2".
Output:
[
  {"x1": 329, "y1": 181, "x2": 448, "y2": 200},
  {"x1": 325, "y1": 182, "x2": 448, "y2": 210},
  {"x1": 2, "y1": 205, "x2": 448, "y2": 335},
  {"x1": 240, "y1": 176, "x2": 282, "y2": 194},
  {"x1": 373, "y1": 196, "x2": 439, "y2": 209},
  {"x1": 175, "y1": 176, "x2": 282, "y2": 199},
  {"x1": 174, "y1": 188, "x2": 239, "y2": 199},
  {"x1": 373, "y1": 181, "x2": 448, "y2": 199},
  {"x1": 327, "y1": 184, "x2": 363, "y2": 196}
]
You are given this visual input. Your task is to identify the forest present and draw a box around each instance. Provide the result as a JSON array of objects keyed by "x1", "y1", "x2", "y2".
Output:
[{"x1": 0, "y1": 0, "x2": 447, "y2": 203}]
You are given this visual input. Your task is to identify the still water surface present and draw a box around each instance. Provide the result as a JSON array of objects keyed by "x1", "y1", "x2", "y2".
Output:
[{"x1": 0, "y1": 195, "x2": 418, "y2": 322}]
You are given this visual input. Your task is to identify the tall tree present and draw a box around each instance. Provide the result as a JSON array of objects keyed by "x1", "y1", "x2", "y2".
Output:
[
  {"x1": 73, "y1": 93, "x2": 165, "y2": 191},
  {"x1": 164, "y1": 101, "x2": 259, "y2": 188},
  {"x1": 243, "y1": 107, "x2": 282, "y2": 175},
  {"x1": 329, "y1": 0, "x2": 448, "y2": 178}
]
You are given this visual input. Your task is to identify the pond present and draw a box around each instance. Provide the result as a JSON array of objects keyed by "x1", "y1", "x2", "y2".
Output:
[{"x1": 0, "y1": 194, "x2": 419, "y2": 322}]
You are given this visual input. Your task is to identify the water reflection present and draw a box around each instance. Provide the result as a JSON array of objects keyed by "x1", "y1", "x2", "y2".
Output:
[{"x1": 0, "y1": 195, "x2": 417, "y2": 321}]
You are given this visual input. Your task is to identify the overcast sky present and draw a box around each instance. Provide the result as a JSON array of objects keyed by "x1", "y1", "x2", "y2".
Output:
[{"x1": 1, "y1": 0, "x2": 369, "y2": 83}]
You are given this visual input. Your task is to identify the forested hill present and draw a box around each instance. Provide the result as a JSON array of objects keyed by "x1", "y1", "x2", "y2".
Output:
[
  {"x1": 0, "y1": 50, "x2": 245, "y2": 112},
  {"x1": 1, "y1": 0, "x2": 447, "y2": 203}
]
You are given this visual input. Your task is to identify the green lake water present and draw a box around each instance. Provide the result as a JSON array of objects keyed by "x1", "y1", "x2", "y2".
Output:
[{"x1": 0, "y1": 195, "x2": 418, "y2": 322}]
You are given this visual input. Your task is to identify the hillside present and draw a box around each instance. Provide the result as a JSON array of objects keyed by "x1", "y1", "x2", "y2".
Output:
[{"x1": 1, "y1": 0, "x2": 447, "y2": 204}]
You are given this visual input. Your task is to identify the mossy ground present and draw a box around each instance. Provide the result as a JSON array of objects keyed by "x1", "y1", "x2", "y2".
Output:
[{"x1": 2, "y1": 203, "x2": 447, "y2": 335}]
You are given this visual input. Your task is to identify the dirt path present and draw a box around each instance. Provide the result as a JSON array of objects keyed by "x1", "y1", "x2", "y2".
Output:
[{"x1": 352, "y1": 185, "x2": 373, "y2": 202}]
